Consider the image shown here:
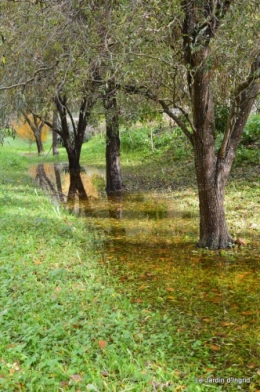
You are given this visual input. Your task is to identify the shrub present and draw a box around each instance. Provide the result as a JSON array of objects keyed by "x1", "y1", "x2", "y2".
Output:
[
  {"x1": 120, "y1": 127, "x2": 151, "y2": 152},
  {"x1": 215, "y1": 105, "x2": 229, "y2": 133},
  {"x1": 241, "y1": 114, "x2": 260, "y2": 145}
]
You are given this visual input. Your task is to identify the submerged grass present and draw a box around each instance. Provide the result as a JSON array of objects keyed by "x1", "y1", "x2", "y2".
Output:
[{"x1": 0, "y1": 135, "x2": 259, "y2": 391}]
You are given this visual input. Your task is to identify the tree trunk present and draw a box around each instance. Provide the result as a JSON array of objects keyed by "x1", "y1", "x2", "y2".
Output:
[
  {"x1": 52, "y1": 130, "x2": 59, "y2": 155},
  {"x1": 104, "y1": 82, "x2": 123, "y2": 194},
  {"x1": 190, "y1": 46, "x2": 234, "y2": 249},
  {"x1": 105, "y1": 123, "x2": 122, "y2": 194},
  {"x1": 194, "y1": 144, "x2": 233, "y2": 249},
  {"x1": 52, "y1": 111, "x2": 59, "y2": 155},
  {"x1": 35, "y1": 131, "x2": 44, "y2": 155},
  {"x1": 54, "y1": 95, "x2": 90, "y2": 172},
  {"x1": 66, "y1": 148, "x2": 81, "y2": 171}
]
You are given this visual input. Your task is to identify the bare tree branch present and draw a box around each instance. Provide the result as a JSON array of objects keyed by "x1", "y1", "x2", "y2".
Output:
[{"x1": 123, "y1": 83, "x2": 194, "y2": 144}]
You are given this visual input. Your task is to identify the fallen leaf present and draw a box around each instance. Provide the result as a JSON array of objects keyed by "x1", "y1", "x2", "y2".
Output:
[
  {"x1": 235, "y1": 237, "x2": 246, "y2": 246},
  {"x1": 246, "y1": 363, "x2": 257, "y2": 369},
  {"x1": 205, "y1": 367, "x2": 216, "y2": 373},
  {"x1": 166, "y1": 287, "x2": 174, "y2": 292},
  {"x1": 6, "y1": 344, "x2": 16, "y2": 349},
  {"x1": 70, "y1": 374, "x2": 82, "y2": 382},
  {"x1": 236, "y1": 272, "x2": 250, "y2": 281},
  {"x1": 234, "y1": 324, "x2": 249, "y2": 330},
  {"x1": 191, "y1": 255, "x2": 201, "y2": 262},
  {"x1": 221, "y1": 322, "x2": 235, "y2": 327},
  {"x1": 210, "y1": 344, "x2": 220, "y2": 351},
  {"x1": 9, "y1": 361, "x2": 20, "y2": 375},
  {"x1": 202, "y1": 318, "x2": 212, "y2": 323},
  {"x1": 98, "y1": 340, "x2": 107, "y2": 350},
  {"x1": 60, "y1": 381, "x2": 69, "y2": 387},
  {"x1": 131, "y1": 298, "x2": 143, "y2": 303},
  {"x1": 241, "y1": 311, "x2": 254, "y2": 316}
]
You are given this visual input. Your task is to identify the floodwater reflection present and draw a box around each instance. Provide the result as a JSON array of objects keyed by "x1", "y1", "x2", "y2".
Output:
[
  {"x1": 29, "y1": 163, "x2": 260, "y2": 378},
  {"x1": 29, "y1": 162, "x2": 184, "y2": 229},
  {"x1": 29, "y1": 163, "x2": 104, "y2": 217}
]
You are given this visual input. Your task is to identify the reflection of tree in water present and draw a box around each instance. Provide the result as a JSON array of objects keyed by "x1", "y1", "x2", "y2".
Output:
[
  {"x1": 35, "y1": 163, "x2": 64, "y2": 202},
  {"x1": 107, "y1": 194, "x2": 123, "y2": 220},
  {"x1": 66, "y1": 169, "x2": 92, "y2": 216},
  {"x1": 34, "y1": 164, "x2": 93, "y2": 216},
  {"x1": 67, "y1": 169, "x2": 88, "y2": 201},
  {"x1": 54, "y1": 164, "x2": 65, "y2": 203},
  {"x1": 106, "y1": 194, "x2": 126, "y2": 243},
  {"x1": 34, "y1": 164, "x2": 132, "y2": 229}
]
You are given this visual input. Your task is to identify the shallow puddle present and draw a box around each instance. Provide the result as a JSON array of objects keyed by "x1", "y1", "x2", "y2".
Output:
[{"x1": 29, "y1": 163, "x2": 260, "y2": 380}]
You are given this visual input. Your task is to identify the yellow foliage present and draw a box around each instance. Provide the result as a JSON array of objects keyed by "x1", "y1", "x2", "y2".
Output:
[{"x1": 12, "y1": 114, "x2": 50, "y2": 142}]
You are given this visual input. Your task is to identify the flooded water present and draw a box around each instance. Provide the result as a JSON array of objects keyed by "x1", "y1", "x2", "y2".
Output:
[{"x1": 29, "y1": 163, "x2": 260, "y2": 381}]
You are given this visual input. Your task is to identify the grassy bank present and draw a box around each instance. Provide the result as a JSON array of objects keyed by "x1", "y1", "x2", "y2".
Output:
[
  {"x1": 0, "y1": 135, "x2": 259, "y2": 391},
  {"x1": 0, "y1": 146, "x2": 159, "y2": 391},
  {"x1": 0, "y1": 143, "x2": 201, "y2": 391}
]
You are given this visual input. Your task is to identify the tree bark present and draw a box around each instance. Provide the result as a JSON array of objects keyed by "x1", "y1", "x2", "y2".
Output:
[
  {"x1": 35, "y1": 130, "x2": 44, "y2": 155},
  {"x1": 103, "y1": 82, "x2": 123, "y2": 194},
  {"x1": 67, "y1": 150, "x2": 81, "y2": 171},
  {"x1": 52, "y1": 110, "x2": 59, "y2": 155},
  {"x1": 194, "y1": 142, "x2": 233, "y2": 249}
]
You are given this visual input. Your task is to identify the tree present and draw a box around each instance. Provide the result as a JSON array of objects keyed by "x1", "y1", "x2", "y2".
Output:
[
  {"x1": 103, "y1": 81, "x2": 123, "y2": 194},
  {"x1": 12, "y1": 113, "x2": 49, "y2": 154},
  {"x1": 52, "y1": 110, "x2": 59, "y2": 156},
  {"x1": 123, "y1": 0, "x2": 260, "y2": 249},
  {"x1": 91, "y1": 1, "x2": 125, "y2": 194},
  {"x1": 1, "y1": 1, "x2": 135, "y2": 191},
  {"x1": 2, "y1": 0, "x2": 259, "y2": 249},
  {"x1": 21, "y1": 112, "x2": 47, "y2": 155},
  {"x1": 53, "y1": 92, "x2": 98, "y2": 171},
  {"x1": 1, "y1": 1, "x2": 102, "y2": 170},
  {"x1": 180, "y1": 1, "x2": 259, "y2": 248},
  {"x1": 1, "y1": 0, "x2": 127, "y2": 182}
]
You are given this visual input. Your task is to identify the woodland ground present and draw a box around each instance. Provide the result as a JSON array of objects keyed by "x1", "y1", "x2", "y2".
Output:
[{"x1": 0, "y1": 130, "x2": 259, "y2": 391}]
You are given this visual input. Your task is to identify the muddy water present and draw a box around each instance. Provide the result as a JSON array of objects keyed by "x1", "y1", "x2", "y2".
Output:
[{"x1": 29, "y1": 163, "x2": 260, "y2": 377}]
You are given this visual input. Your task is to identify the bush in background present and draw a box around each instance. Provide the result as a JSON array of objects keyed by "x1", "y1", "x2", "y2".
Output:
[{"x1": 241, "y1": 114, "x2": 260, "y2": 145}]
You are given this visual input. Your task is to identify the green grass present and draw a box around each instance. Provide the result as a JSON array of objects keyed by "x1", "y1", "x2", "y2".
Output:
[
  {"x1": 0, "y1": 143, "x2": 203, "y2": 391},
  {"x1": 0, "y1": 133, "x2": 259, "y2": 391}
]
